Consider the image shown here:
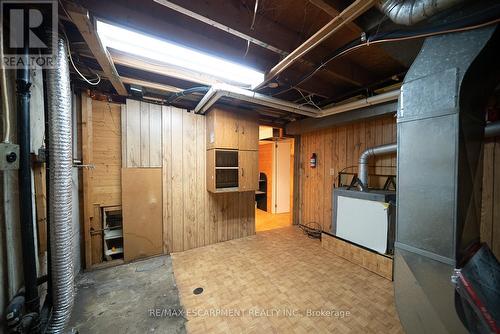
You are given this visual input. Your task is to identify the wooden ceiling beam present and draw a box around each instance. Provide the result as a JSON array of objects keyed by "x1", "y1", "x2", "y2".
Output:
[
  {"x1": 64, "y1": 2, "x2": 128, "y2": 96},
  {"x1": 121, "y1": 77, "x2": 183, "y2": 93},
  {"x1": 152, "y1": 0, "x2": 372, "y2": 87},
  {"x1": 261, "y1": 0, "x2": 378, "y2": 87},
  {"x1": 309, "y1": 0, "x2": 364, "y2": 35}
]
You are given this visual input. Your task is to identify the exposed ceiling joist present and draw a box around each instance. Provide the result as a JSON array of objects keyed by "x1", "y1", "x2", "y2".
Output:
[
  {"x1": 309, "y1": 0, "x2": 364, "y2": 34},
  {"x1": 261, "y1": 0, "x2": 378, "y2": 87},
  {"x1": 151, "y1": 0, "x2": 371, "y2": 88},
  {"x1": 153, "y1": 0, "x2": 288, "y2": 57},
  {"x1": 65, "y1": 2, "x2": 128, "y2": 96},
  {"x1": 109, "y1": 48, "x2": 229, "y2": 87},
  {"x1": 121, "y1": 77, "x2": 183, "y2": 93}
]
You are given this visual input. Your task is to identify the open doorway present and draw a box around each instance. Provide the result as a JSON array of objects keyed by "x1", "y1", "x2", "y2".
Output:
[{"x1": 256, "y1": 127, "x2": 294, "y2": 232}]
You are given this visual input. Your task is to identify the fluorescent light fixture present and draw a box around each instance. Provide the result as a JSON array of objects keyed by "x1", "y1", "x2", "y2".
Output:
[{"x1": 96, "y1": 20, "x2": 264, "y2": 88}]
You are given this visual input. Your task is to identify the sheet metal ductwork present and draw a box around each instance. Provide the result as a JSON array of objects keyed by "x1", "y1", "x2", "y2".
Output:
[
  {"x1": 377, "y1": 0, "x2": 463, "y2": 25},
  {"x1": 394, "y1": 25, "x2": 500, "y2": 334},
  {"x1": 46, "y1": 36, "x2": 74, "y2": 333},
  {"x1": 358, "y1": 143, "x2": 397, "y2": 191}
]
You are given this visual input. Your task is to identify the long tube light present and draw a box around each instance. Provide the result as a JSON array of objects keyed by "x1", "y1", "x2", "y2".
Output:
[{"x1": 96, "y1": 20, "x2": 264, "y2": 88}]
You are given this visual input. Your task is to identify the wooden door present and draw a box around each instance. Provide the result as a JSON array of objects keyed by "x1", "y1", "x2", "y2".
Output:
[
  {"x1": 239, "y1": 150, "x2": 259, "y2": 191},
  {"x1": 206, "y1": 108, "x2": 239, "y2": 150},
  {"x1": 238, "y1": 111, "x2": 259, "y2": 151},
  {"x1": 122, "y1": 168, "x2": 163, "y2": 261}
]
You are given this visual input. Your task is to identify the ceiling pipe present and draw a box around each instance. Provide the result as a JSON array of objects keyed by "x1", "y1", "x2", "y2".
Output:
[
  {"x1": 194, "y1": 83, "x2": 400, "y2": 118},
  {"x1": 377, "y1": 0, "x2": 464, "y2": 26},
  {"x1": 357, "y1": 120, "x2": 500, "y2": 191}
]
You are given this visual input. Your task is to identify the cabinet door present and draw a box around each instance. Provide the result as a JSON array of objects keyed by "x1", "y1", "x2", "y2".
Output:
[
  {"x1": 238, "y1": 111, "x2": 259, "y2": 151},
  {"x1": 206, "y1": 108, "x2": 239, "y2": 150},
  {"x1": 239, "y1": 150, "x2": 259, "y2": 191}
]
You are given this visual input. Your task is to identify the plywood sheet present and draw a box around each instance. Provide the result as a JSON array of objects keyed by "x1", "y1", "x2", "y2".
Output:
[
  {"x1": 122, "y1": 168, "x2": 163, "y2": 261},
  {"x1": 322, "y1": 233, "x2": 393, "y2": 280}
]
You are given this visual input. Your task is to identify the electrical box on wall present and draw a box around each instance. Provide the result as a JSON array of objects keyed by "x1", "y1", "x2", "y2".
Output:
[{"x1": 0, "y1": 143, "x2": 20, "y2": 170}]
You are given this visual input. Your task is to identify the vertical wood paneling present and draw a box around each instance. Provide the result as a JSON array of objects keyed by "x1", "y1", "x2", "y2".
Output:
[
  {"x1": 126, "y1": 99, "x2": 140, "y2": 167},
  {"x1": 140, "y1": 102, "x2": 150, "y2": 167},
  {"x1": 300, "y1": 115, "x2": 396, "y2": 232},
  {"x1": 123, "y1": 99, "x2": 162, "y2": 168},
  {"x1": 481, "y1": 136, "x2": 500, "y2": 259},
  {"x1": 171, "y1": 107, "x2": 184, "y2": 252},
  {"x1": 149, "y1": 104, "x2": 162, "y2": 167},
  {"x1": 493, "y1": 137, "x2": 500, "y2": 258},
  {"x1": 122, "y1": 100, "x2": 256, "y2": 254},
  {"x1": 162, "y1": 106, "x2": 172, "y2": 254},
  {"x1": 196, "y1": 116, "x2": 206, "y2": 248},
  {"x1": 183, "y1": 112, "x2": 197, "y2": 250}
]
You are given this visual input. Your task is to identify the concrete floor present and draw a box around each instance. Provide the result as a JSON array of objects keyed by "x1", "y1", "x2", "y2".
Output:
[{"x1": 69, "y1": 256, "x2": 186, "y2": 334}]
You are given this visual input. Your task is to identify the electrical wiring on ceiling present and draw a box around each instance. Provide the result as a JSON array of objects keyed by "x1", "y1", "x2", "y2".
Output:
[
  {"x1": 266, "y1": 4, "x2": 500, "y2": 98},
  {"x1": 59, "y1": 0, "x2": 101, "y2": 86}
]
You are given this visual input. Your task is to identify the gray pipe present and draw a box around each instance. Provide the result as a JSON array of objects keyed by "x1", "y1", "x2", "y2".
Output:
[
  {"x1": 377, "y1": 0, "x2": 463, "y2": 26},
  {"x1": 485, "y1": 121, "x2": 500, "y2": 138},
  {"x1": 357, "y1": 121, "x2": 500, "y2": 191},
  {"x1": 46, "y1": 36, "x2": 74, "y2": 333},
  {"x1": 358, "y1": 143, "x2": 397, "y2": 191}
]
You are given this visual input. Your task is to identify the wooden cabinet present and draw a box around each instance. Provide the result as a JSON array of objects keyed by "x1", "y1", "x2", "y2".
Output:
[
  {"x1": 207, "y1": 149, "x2": 258, "y2": 193},
  {"x1": 207, "y1": 149, "x2": 239, "y2": 193},
  {"x1": 206, "y1": 107, "x2": 259, "y2": 193},
  {"x1": 206, "y1": 107, "x2": 258, "y2": 151},
  {"x1": 238, "y1": 112, "x2": 259, "y2": 151},
  {"x1": 239, "y1": 150, "x2": 259, "y2": 191}
]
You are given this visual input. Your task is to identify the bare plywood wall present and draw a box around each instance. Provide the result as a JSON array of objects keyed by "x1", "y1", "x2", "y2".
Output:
[
  {"x1": 481, "y1": 136, "x2": 500, "y2": 258},
  {"x1": 299, "y1": 116, "x2": 397, "y2": 232},
  {"x1": 162, "y1": 106, "x2": 255, "y2": 253},
  {"x1": 122, "y1": 168, "x2": 163, "y2": 261},
  {"x1": 82, "y1": 98, "x2": 122, "y2": 267}
]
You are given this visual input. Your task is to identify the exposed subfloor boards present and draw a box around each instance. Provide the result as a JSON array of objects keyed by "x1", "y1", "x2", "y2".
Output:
[
  {"x1": 172, "y1": 226, "x2": 403, "y2": 333},
  {"x1": 69, "y1": 256, "x2": 186, "y2": 334}
]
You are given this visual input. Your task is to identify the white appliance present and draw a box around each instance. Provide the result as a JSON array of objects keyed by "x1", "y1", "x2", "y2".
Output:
[{"x1": 332, "y1": 188, "x2": 395, "y2": 254}]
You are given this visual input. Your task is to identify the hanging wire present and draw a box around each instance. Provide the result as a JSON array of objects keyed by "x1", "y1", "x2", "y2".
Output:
[{"x1": 59, "y1": 0, "x2": 101, "y2": 86}]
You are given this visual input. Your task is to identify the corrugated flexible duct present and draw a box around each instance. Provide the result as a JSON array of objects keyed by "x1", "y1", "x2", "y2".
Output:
[
  {"x1": 377, "y1": 0, "x2": 464, "y2": 26},
  {"x1": 46, "y1": 36, "x2": 74, "y2": 333}
]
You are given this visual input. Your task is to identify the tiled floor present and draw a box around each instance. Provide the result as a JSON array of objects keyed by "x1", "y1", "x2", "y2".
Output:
[
  {"x1": 172, "y1": 226, "x2": 403, "y2": 334},
  {"x1": 255, "y1": 209, "x2": 292, "y2": 232}
]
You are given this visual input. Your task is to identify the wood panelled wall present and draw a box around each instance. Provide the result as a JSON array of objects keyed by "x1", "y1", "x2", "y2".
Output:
[
  {"x1": 481, "y1": 136, "x2": 500, "y2": 258},
  {"x1": 299, "y1": 115, "x2": 499, "y2": 258},
  {"x1": 82, "y1": 98, "x2": 122, "y2": 266},
  {"x1": 120, "y1": 101, "x2": 256, "y2": 255},
  {"x1": 162, "y1": 107, "x2": 255, "y2": 253},
  {"x1": 299, "y1": 115, "x2": 397, "y2": 232},
  {"x1": 258, "y1": 142, "x2": 273, "y2": 212},
  {"x1": 121, "y1": 99, "x2": 162, "y2": 168}
]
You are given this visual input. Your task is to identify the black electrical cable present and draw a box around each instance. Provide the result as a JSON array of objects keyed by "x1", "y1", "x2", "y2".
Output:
[
  {"x1": 266, "y1": 5, "x2": 500, "y2": 97},
  {"x1": 166, "y1": 86, "x2": 210, "y2": 104}
]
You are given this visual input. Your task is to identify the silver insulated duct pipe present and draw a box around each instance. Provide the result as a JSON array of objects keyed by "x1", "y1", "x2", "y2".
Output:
[
  {"x1": 377, "y1": 0, "x2": 463, "y2": 26},
  {"x1": 46, "y1": 36, "x2": 74, "y2": 333},
  {"x1": 358, "y1": 143, "x2": 397, "y2": 191}
]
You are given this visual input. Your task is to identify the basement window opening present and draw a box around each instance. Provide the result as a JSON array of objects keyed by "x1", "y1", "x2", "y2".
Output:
[{"x1": 96, "y1": 20, "x2": 264, "y2": 89}]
